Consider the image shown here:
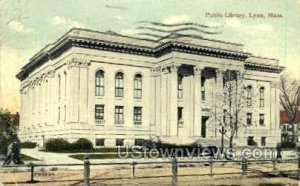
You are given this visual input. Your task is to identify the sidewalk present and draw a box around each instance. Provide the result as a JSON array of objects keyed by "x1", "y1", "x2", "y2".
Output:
[{"x1": 21, "y1": 148, "x2": 82, "y2": 164}]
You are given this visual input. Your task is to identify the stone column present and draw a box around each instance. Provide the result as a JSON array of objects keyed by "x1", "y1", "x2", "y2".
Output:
[
  {"x1": 215, "y1": 69, "x2": 225, "y2": 134},
  {"x1": 160, "y1": 66, "x2": 168, "y2": 136},
  {"x1": 169, "y1": 64, "x2": 180, "y2": 137},
  {"x1": 154, "y1": 68, "x2": 162, "y2": 137},
  {"x1": 193, "y1": 66, "x2": 204, "y2": 137},
  {"x1": 150, "y1": 68, "x2": 157, "y2": 136}
]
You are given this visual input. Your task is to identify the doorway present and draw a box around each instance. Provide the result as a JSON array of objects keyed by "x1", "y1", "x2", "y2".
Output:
[{"x1": 201, "y1": 117, "x2": 209, "y2": 138}]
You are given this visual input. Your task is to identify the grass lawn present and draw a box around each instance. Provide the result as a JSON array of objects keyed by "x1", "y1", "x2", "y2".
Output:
[
  {"x1": 20, "y1": 154, "x2": 39, "y2": 161},
  {"x1": 42, "y1": 147, "x2": 133, "y2": 153},
  {"x1": 69, "y1": 153, "x2": 161, "y2": 160}
]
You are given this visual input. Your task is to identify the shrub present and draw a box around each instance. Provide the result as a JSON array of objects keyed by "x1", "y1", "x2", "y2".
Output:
[
  {"x1": 281, "y1": 141, "x2": 296, "y2": 149},
  {"x1": 45, "y1": 138, "x2": 71, "y2": 152},
  {"x1": 71, "y1": 138, "x2": 93, "y2": 150},
  {"x1": 20, "y1": 141, "x2": 37, "y2": 149}
]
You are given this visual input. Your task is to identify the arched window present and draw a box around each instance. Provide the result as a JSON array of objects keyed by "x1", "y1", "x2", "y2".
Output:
[
  {"x1": 178, "y1": 75, "x2": 183, "y2": 99},
  {"x1": 134, "y1": 74, "x2": 142, "y2": 99},
  {"x1": 246, "y1": 85, "x2": 252, "y2": 107},
  {"x1": 259, "y1": 87, "x2": 264, "y2": 107},
  {"x1": 115, "y1": 72, "x2": 124, "y2": 97},
  {"x1": 95, "y1": 70, "x2": 105, "y2": 96}
]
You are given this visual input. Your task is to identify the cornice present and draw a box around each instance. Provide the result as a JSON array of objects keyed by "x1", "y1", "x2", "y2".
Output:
[
  {"x1": 17, "y1": 34, "x2": 284, "y2": 81},
  {"x1": 244, "y1": 62, "x2": 284, "y2": 74},
  {"x1": 16, "y1": 36, "x2": 250, "y2": 81}
]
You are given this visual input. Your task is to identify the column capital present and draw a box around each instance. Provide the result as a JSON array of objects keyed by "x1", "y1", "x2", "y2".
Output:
[
  {"x1": 47, "y1": 70, "x2": 56, "y2": 78},
  {"x1": 193, "y1": 66, "x2": 205, "y2": 75},
  {"x1": 150, "y1": 67, "x2": 162, "y2": 76},
  {"x1": 161, "y1": 66, "x2": 169, "y2": 74},
  {"x1": 215, "y1": 68, "x2": 226, "y2": 75},
  {"x1": 168, "y1": 63, "x2": 180, "y2": 73}
]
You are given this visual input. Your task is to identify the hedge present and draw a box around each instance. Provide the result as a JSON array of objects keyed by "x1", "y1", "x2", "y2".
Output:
[
  {"x1": 45, "y1": 138, "x2": 93, "y2": 152},
  {"x1": 45, "y1": 138, "x2": 72, "y2": 152},
  {"x1": 20, "y1": 141, "x2": 37, "y2": 149},
  {"x1": 72, "y1": 138, "x2": 93, "y2": 150}
]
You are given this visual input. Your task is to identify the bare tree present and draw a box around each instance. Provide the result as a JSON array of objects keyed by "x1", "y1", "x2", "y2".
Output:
[
  {"x1": 279, "y1": 74, "x2": 300, "y2": 143},
  {"x1": 212, "y1": 70, "x2": 249, "y2": 149}
]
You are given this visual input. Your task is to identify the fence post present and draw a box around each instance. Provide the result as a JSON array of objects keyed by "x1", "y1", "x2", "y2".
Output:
[
  {"x1": 132, "y1": 161, "x2": 137, "y2": 178},
  {"x1": 210, "y1": 159, "x2": 213, "y2": 176},
  {"x1": 171, "y1": 158, "x2": 178, "y2": 186},
  {"x1": 29, "y1": 163, "x2": 35, "y2": 183},
  {"x1": 84, "y1": 156, "x2": 90, "y2": 186},
  {"x1": 242, "y1": 158, "x2": 248, "y2": 175}
]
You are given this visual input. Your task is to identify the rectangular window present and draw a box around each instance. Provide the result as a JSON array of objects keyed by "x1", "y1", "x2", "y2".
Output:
[
  {"x1": 134, "y1": 139, "x2": 144, "y2": 146},
  {"x1": 133, "y1": 107, "x2": 142, "y2": 124},
  {"x1": 261, "y1": 137, "x2": 266, "y2": 146},
  {"x1": 246, "y1": 113, "x2": 252, "y2": 126},
  {"x1": 116, "y1": 138, "x2": 124, "y2": 146},
  {"x1": 201, "y1": 76, "x2": 205, "y2": 101},
  {"x1": 178, "y1": 75, "x2": 183, "y2": 99},
  {"x1": 115, "y1": 106, "x2": 124, "y2": 124},
  {"x1": 178, "y1": 107, "x2": 183, "y2": 126},
  {"x1": 95, "y1": 138, "x2": 105, "y2": 146},
  {"x1": 95, "y1": 105, "x2": 104, "y2": 120},
  {"x1": 259, "y1": 114, "x2": 265, "y2": 126},
  {"x1": 247, "y1": 136, "x2": 256, "y2": 146},
  {"x1": 259, "y1": 87, "x2": 264, "y2": 108}
]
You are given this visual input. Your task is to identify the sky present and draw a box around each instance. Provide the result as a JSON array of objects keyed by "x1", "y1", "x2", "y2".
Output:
[{"x1": 0, "y1": 0, "x2": 299, "y2": 112}]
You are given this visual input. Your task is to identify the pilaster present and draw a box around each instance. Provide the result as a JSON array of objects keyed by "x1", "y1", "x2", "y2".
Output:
[
  {"x1": 67, "y1": 58, "x2": 90, "y2": 124},
  {"x1": 169, "y1": 64, "x2": 180, "y2": 137},
  {"x1": 160, "y1": 66, "x2": 168, "y2": 136}
]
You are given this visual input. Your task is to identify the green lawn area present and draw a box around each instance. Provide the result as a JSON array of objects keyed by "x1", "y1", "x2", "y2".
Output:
[
  {"x1": 20, "y1": 154, "x2": 39, "y2": 161},
  {"x1": 43, "y1": 148, "x2": 133, "y2": 153},
  {"x1": 69, "y1": 153, "x2": 161, "y2": 160}
]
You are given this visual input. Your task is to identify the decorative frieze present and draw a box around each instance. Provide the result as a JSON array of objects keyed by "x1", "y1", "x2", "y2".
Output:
[{"x1": 67, "y1": 58, "x2": 90, "y2": 69}]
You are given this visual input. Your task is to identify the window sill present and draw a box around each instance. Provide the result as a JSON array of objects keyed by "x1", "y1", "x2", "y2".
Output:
[
  {"x1": 95, "y1": 119, "x2": 105, "y2": 125},
  {"x1": 95, "y1": 96, "x2": 104, "y2": 99},
  {"x1": 115, "y1": 121, "x2": 124, "y2": 125},
  {"x1": 115, "y1": 97, "x2": 124, "y2": 100},
  {"x1": 134, "y1": 121, "x2": 142, "y2": 125}
]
